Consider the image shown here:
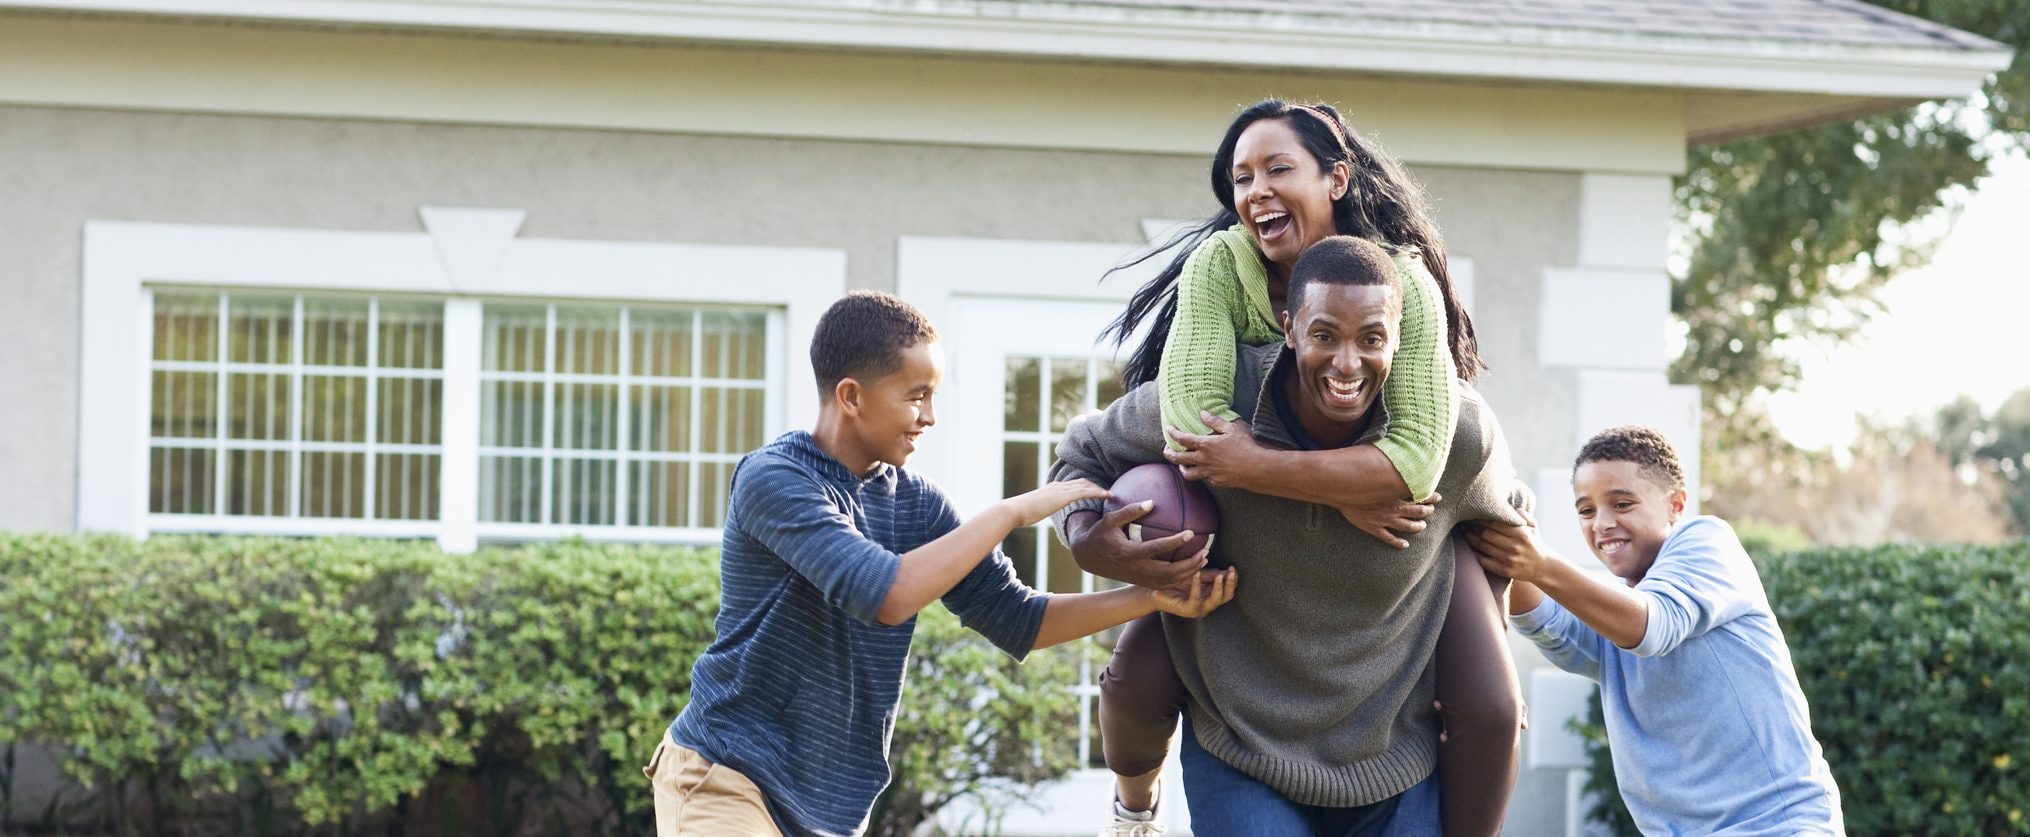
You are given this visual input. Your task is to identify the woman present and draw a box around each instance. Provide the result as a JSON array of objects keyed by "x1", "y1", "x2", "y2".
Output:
[{"x1": 1095, "y1": 99, "x2": 1521, "y2": 837}]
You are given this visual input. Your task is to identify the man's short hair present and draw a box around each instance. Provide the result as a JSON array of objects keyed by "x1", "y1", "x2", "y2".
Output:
[
  {"x1": 810, "y1": 291, "x2": 939, "y2": 392},
  {"x1": 1574, "y1": 425, "x2": 1685, "y2": 493},
  {"x1": 1286, "y1": 236, "x2": 1402, "y2": 319}
]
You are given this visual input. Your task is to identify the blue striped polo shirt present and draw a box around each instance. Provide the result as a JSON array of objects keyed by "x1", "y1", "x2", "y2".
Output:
[{"x1": 668, "y1": 431, "x2": 1049, "y2": 836}]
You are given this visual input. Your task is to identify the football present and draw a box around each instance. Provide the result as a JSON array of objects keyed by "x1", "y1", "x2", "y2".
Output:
[{"x1": 1102, "y1": 462, "x2": 1219, "y2": 563}]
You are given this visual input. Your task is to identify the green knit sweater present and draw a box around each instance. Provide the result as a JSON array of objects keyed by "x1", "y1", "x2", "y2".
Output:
[{"x1": 1156, "y1": 225, "x2": 1455, "y2": 500}]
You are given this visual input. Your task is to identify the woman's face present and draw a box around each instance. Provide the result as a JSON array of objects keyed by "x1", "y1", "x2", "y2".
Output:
[{"x1": 1229, "y1": 118, "x2": 1348, "y2": 274}]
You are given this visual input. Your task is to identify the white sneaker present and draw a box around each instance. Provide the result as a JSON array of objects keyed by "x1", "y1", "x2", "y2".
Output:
[{"x1": 1099, "y1": 798, "x2": 1165, "y2": 836}]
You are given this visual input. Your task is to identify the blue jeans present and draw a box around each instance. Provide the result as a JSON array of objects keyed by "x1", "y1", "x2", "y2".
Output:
[{"x1": 1179, "y1": 719, "x2": 1441, "y2": 837}]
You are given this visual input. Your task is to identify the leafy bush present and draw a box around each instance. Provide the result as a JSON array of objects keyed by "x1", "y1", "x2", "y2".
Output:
[
  {"x1": 1578, "y1": 539, "x2": 2030, "y2": 835},
  {"x1": 0, "y1": 534, "x2": 1091, "y2": 835}
]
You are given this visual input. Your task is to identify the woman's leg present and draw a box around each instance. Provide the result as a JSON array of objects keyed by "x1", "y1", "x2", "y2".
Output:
[
  {"x1": 1098, "y1": 612, "x2": 1188, "y2": 812},
  {"x1": 1434, "y1": 534, "x2": 1524, "y2": 837}
]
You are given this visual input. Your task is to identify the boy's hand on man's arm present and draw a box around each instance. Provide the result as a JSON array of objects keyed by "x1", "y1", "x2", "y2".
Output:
[{"x1": 1468, "y1": 522, "x2": 1649, "y2": 649}]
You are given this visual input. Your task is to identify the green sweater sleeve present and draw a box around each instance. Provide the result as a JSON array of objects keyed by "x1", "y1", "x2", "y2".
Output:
[
  {"x1": 1156, "y1": 228, "x2": 1283, "y2": 448},
  {"x1": 1373, "y1": 249, "x2": 1457, "y2": 501}
]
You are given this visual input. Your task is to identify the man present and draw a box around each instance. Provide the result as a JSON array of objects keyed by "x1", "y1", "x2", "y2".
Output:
[{"x1": 1051, "y1": 237, "x2": 1529, "y2": 835}]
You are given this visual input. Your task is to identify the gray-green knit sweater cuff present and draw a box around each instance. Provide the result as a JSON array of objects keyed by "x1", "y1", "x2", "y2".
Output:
[{"x1": 1187, "y1": 706, "x2": 1438, "y2": 807}]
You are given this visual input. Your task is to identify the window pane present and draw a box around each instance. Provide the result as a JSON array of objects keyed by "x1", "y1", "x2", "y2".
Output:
[
  {"x1": 480, "y1": 456, "x2": 543, "y2": 523},
  {"x1": 632, "y1": 310, "x2": 695, "y2": 379},
  {"x1": 1005, "y1": 357, "x2": 1040, "y2": 432},
  {"x1": 553, "y1": 382, "x2": 619, "y2": 451},
  {"x1": 300, "y1": 451, "x2": 365, "y2": 519},
  {"x1": 701, "y1": 311, "x2": 767, "y2": 380},
  {"x1": 152, "y1": 370, "x2": 216, "y2": 439},
  {"x1": 699, "y1": 387, "x2": 764, "y2": 454},
  {"x1": 484, "y1": 305, "x2": 548, "y2": 373},
  {"x1": 481, "y1": 380, "x2": 545, "y2": 449},
  {"x1": 225, "y1": 449, "x2": 287, "y2": 517},
  {"x1": 630, "y1": 461, "x2": 691, "y2": 529},
  {"x1": 153, "y1": 293, "x2": 218, "y2": 362},
  {"x1": 1003, "y1": 441, "x2": 1038, "y2": 498},
  {"x1": 380, "y1": 377, "x2": 442, "y2": 446},
  {"x1": 226, "y1": 373, "x2": 291, "y2": 441},
  {"x1": 1097, "y1": 361, "x2": 1128, "y2": 409},
  {"x1": 1004, "y1": 525, "x2": 1040, "y2": 589},
  {"x1": 1046, "y1": 534, "x2": 1083, "y2": 594},
  {"x1": 376, "y1": 453, "x2": 440, "y2": 521},
  {"x1": 150, "y1": 447, "x2": 215, "y2": 515},
  {"x1": 554, "y1": 307, "x2": 620, "y2": 376},
  {"x1": 1050, "y1": 358, "x2": 1087, "y2": 433},
  {"x1": 301, "y1": 375, "x2": 368, "y2": 443},
  {"x1": 379, "y1": 301, "x2": 443, "y2": 371},
  {"x1": 226, "y1": 296, "x2": 294, "y2": 365},
  {"x1": 552, "y1": 457, "x2": 617, "y2": 526},
  {"x1": 698, "y1": 461, "x2": 736, "y2": 529},
  {"x1": 302, "y1": 299, "x2": 370, "y2": 367},
  {"x1": 631, "y1": 386, "x2": 692, "y2": 454}
]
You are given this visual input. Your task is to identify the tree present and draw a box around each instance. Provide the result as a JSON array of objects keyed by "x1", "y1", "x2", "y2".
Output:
[
  {"x1": 1936, "y1": 389, "x2": 2030, "y2": 533},
  {"x1": 1672, "y1": 1, "x2": 2029, "y2": 450}
]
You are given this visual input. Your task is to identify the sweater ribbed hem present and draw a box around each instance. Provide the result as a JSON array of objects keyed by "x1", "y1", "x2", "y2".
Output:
[{"x1": 1188, "y1": 705, "x2": 1438, "y2": 808}]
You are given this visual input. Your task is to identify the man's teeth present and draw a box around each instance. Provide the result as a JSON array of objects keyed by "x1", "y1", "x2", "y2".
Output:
[{"x1": 1327, "y1": 379, "x2": 1362, "y2": 396}]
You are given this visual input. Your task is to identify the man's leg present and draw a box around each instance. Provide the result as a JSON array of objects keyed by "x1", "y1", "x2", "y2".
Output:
[
  {"x1": 644, "y1": 734, "x2": 782, "y2": 836},
  {"x1": 1376, "y1": 771, "x2": 1443, "y2": 837},
  {"x1": 1177, "y1": 718, "x2": 1310, "y2": 836}
]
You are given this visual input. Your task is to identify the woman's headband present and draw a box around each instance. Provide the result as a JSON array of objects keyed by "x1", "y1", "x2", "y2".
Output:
[{"x1": 1290, "y1": 104, "x2": 1350, "y2": 153}]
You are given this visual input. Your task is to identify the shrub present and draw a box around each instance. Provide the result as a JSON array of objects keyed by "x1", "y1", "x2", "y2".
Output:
[
  {"x1": 0, "y1": 534, "x2": 1091, "y2": 835},
  {"x1": 1577, "y1": 539, "x2": 2030, "y2": 835}
]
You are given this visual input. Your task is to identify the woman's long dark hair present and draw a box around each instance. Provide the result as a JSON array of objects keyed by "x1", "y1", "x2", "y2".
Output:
[{"x1": 1100, "y1": 99, "x2": 1484, "y2": 387}]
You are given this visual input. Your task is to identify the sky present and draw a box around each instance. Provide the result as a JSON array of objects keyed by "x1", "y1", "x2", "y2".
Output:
[{"x1": 1764, "y1": 151, "x2": 2030, "y2": 451}]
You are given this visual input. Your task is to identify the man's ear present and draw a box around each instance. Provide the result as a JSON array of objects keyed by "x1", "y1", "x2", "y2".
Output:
[
  {"x1": 833, "y1": 377, "x2": 863, "y2": 417},
  {"x1": 1281, "y1": 310, "x2": 1295, "y2": 348}
]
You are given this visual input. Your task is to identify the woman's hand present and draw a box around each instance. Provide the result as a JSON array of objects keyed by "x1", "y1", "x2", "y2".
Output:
[
  {"x1": 998, "y1": 479, "x2": 1109, "y2": 528},
  {"x1": 1338, "y1": 493, "x2": 1439, "y2": 549},
  {"x1": 1150, "y1": 565, "x2": 1237, "y2": 618},
  {"x1": 1163, "y1": 412, "x2": 1265, "y2": 489}
]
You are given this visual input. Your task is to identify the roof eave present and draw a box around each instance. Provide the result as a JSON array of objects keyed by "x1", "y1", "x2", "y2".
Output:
[{"x1": 1, "y1": 0, "x2": 2012, "y2": 100}]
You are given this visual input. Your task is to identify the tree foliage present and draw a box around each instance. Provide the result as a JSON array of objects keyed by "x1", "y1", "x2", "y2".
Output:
[{"x1": 1672, "y1": 0, "x2": 2030, "y2": 444}]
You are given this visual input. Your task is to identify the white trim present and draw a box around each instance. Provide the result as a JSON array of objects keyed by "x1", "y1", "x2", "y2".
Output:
[
  {"x1": 439, "y1": 299, "x2": 482, "y2": 552},
  {"x1": 77, "y1": 209, "x2": 844, "y2": 545},
  {"x1": 896, "y1": 236, "x2": 1153, "y2": 492},
  {"x1": 1, "y1": 0, "x2": 2006, "y2": 98},
  {"x1": 1537, "y1": 268, "x2": 1673, "y2": 371}
]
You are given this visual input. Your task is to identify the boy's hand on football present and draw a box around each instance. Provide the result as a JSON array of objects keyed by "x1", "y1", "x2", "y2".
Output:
[
  {"x1": 1001, "y1": 479, "x2": 1110, "y2": 528},
  {"x1": 1150, "y1": 561, "x2": 1236, "y2": 618}
]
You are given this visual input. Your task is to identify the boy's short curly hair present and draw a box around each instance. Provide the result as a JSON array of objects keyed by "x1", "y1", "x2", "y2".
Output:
[
  {"x1": 1574, "y1": 425, "x2": 1685, "y2": 492},
  {"x1": 811, "y1": 291, "x2": 939, "y2": 392}
]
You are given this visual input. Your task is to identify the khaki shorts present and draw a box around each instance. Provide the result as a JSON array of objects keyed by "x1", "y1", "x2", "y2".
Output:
[{"x1": 645, "y1": 734, "x2": 782, "y2": 837}]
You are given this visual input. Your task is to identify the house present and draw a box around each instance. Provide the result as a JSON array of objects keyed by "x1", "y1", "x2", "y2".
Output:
[{"x1": 0, "y1": 0, "x2": 2005, "y2": 833}]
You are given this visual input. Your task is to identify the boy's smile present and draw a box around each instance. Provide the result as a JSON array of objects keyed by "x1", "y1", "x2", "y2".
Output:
[
  {"x1": 846, "y1": 339, "x2": 942, "y2": 472},
  {"x1": 1572, "y1": 459, "x2": 1687, "y2": 584}
]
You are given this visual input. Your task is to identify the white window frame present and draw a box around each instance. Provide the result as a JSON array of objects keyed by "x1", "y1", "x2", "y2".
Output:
[{"x1": 78, "y1": 207, "x2": 844, "y2": 551}]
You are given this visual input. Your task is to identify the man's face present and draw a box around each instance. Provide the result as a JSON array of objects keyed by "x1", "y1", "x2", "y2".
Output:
[
  {"x1": 849, "y1": 340, "x2": 942, "y2": 469},
  {"x1": 1571, "y1": 459, "x2": 1686, "y2": 584},
  {"x1": 1281, "y1": 281, "x2": 1396, "y2": 436}
]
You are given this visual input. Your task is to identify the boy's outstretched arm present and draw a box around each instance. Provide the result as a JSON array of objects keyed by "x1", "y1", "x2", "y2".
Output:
[
  {"x1": 877, "y1": 480, "x2": 1108, "y2": 626},
  {"x1": 1029, "y1": 563, "x2": 1237, "y2": 650},
  {"x1": 1467, "y1": 523, "x2": 1648, "y2": 649}
]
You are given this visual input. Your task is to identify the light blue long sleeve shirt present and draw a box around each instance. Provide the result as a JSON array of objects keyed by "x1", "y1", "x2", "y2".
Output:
[
  {"x1": 670, "y1": 431, "x2": 1049, "y2": 836},
  {"x1": 1512, "y1": 516, "x2": 1844, "y2": 836}
]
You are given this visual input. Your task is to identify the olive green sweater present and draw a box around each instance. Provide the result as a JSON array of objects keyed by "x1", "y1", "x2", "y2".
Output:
[
  {"x1": 1157, "y1": 226, "x2": 1455, "y2": 500},
  {"x1": 1052, "y1": 343, "x2": 1530, "y2": 806}
]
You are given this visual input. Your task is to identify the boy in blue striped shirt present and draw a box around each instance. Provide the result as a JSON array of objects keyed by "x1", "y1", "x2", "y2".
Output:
[
  {"x1": 1467, "y1": 426, "x2": 1843, "y2": 835},
  {"x1": 651, "y1": 291, "x2": 1236, "y2": 836}
]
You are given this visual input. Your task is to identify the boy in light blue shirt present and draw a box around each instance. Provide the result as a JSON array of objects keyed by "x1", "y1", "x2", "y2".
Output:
[{"x1": 1466, "y1": 425, "x2": 1843, "y2": 836}]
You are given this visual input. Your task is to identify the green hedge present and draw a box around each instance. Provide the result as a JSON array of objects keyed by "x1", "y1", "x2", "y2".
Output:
[
  {"x1": 0, "y1": 534, "x2": 1089, "y2": 835},
  {"x1": 1579, "y1": 539, "x2": 2030, "y2": 835}
]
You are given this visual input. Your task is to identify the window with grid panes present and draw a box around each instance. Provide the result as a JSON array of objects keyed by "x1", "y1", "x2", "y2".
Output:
[
  {"x1": 147, "y1": 292, "x2": 770, "y2": 536},
  {"x1": 999, "y1": 353, "x2": 1130, "y2": 767},
  {"x1": 149, "y1": 293, "x2": 445, "y2": 522},
  {"x1": 478, "y1": 304, "x2": 767, "y2": 532}
]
